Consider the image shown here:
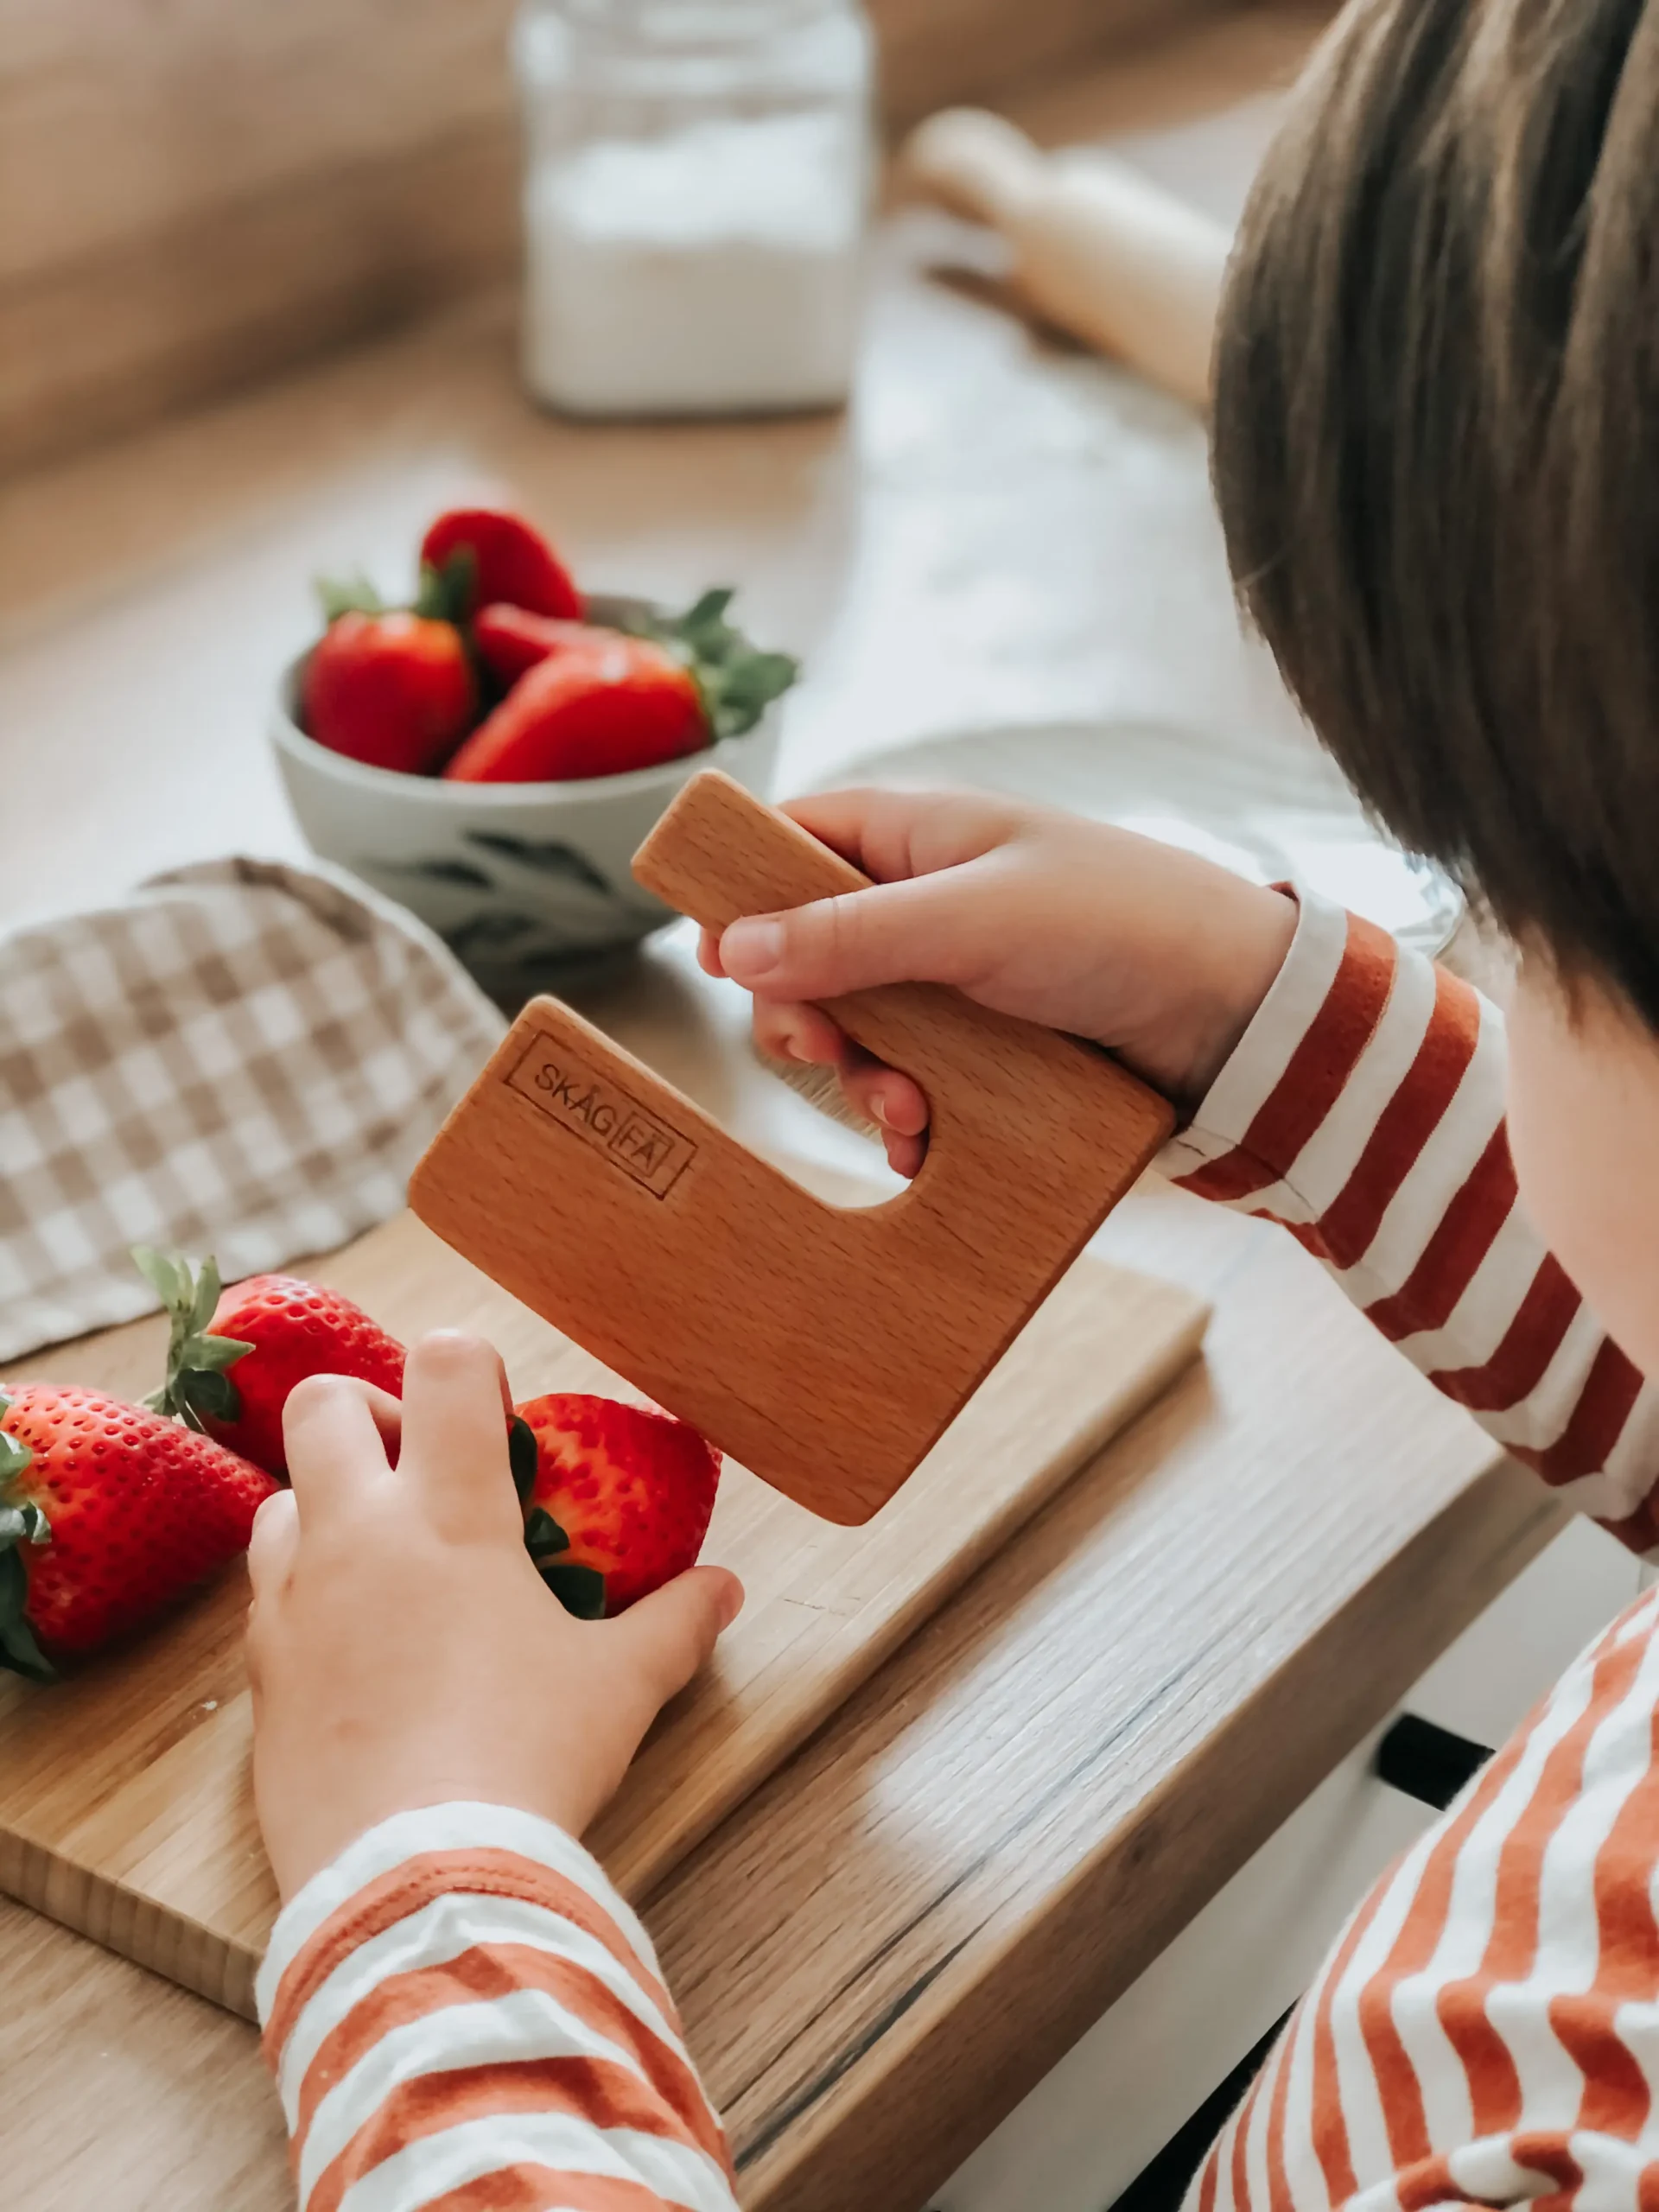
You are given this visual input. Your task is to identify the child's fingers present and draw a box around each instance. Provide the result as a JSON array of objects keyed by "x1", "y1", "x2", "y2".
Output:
[
  {"x1": 881, "y1": 1126, "x2": 928, "y2": 1179},
  {"x1": 842, "y1": 1056, "x2": 930, "y2": 1139},
  {"x1": 719, "y1": 863, "x2": 992, "y2": 1007},
  {"x1": 607, "y1": 1565, "x2": 744, "y2": 1710},
  {"x1": 396, "y1": 1331, "x2": 522, "y2": 1537},
  {"x1": 283, "y1": 1375, "x2": 398, "y2": 1521},
  {"x1": 246, "y1": 1489, "x2": 299, "y2": 1593},
  {"x1": 777, "y1": 787, "x2": 1020, "y2": 883},
  {"x1": 753, "y1": 990, "x2": 932, "y2": 1143},
  {"x1": 753, "y1": 998, "x2": 845, "y2": 1065},
  {"x1": 709, "y1": 791, "x2": 1020, "y2": 988},
  {"x1": 245, "y1": 1490, "x2": 299, "y2": 1702}
]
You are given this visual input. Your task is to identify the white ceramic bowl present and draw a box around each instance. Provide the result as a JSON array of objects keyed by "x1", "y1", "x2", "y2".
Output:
[{"x1": 270, "y1": 594, "x2": 783, "y2": 994}]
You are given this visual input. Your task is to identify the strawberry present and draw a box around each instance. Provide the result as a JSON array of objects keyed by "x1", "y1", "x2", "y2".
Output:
[
  {"x1": 420, "y1": 507, "x2": 582, "y2": 622},
  {"x1": 137, "y1": 1249, "x2": 405, "y2": 1481},
  {"x1": 473, "y1": 602, "x2": 600, "y2": 687},
  {"x1": 136, "y1": 1253, "x2": 720, "y2": 1618},
  {"x1": 443, "y1": 632, "x2": 709, "y2": 784},
  {"x1": 512, "y1": 1394, "x2": 721, "y2": 1617},
  {"x1": 301, "y1": 609, "x2": 476, "y2": 774},
  {"x1": 0, "y1": 1385, "x2": 276, "y2": 1678},
  {"x1": 449, "y1": 588, "x2": 798, "y2": 783}
]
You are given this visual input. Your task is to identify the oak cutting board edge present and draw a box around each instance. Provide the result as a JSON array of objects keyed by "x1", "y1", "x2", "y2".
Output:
[
  {"x1": 0, "y1": 1163, "x2": 1208, "y2": 2016},
  {"x1": 591, "y1": 1260, "x2": 1210, "y2": 1899},
  {"x1": 0, "y1": 1818, "x2": 261, "y2": 2017}
]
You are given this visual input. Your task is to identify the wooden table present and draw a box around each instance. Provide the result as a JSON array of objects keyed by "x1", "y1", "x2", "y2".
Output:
[{"x1": 0, "y1": 20, "x2": 1554, "y2": 2210}]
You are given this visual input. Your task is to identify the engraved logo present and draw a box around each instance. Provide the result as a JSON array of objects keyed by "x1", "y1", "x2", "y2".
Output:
[{"x1": 505, "y1": 1033, "x2": 696, "y2": 1198}]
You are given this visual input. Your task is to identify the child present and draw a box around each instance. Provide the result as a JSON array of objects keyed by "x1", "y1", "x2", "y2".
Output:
[{"x1": 249, "y1": 0, "x2": 1659, "y2": 2204}]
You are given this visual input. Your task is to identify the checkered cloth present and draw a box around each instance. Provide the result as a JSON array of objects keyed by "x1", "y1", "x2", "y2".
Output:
[{"x1": 0, "y1": 857, "x2": 506, "y2": 1363}]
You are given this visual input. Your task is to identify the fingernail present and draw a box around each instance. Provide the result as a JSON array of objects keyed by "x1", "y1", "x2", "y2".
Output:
[
  {"x1": 870, "y1": 1096, "x2": 891, "y2": 1128},
  {"x1": 722, "y1": 918, "x2": 784, "y2": 979}
]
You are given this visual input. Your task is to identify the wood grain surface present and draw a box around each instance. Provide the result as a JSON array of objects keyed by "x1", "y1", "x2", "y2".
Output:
[
  {"x1": 0, "y1": 1170, "x2": 1204, "y2": 2018},
  {"x1": 415, "y1": 773, "x2": 1174, "y2": 1520}
]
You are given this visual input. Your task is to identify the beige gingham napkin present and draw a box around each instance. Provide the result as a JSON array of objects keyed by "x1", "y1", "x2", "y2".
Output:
[{"x1": 0, "y1": 857, "x2": 506, "y2": 1363}]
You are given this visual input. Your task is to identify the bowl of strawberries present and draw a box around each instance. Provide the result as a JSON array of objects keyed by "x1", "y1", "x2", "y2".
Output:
[{"x1": 271, "y1": 505, "x2": 798, "y2": 995}]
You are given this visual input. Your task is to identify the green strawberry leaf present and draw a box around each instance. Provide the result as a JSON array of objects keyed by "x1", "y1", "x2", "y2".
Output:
[
  {"x1": 414, "y1": 549, "x2": 477, "y2": 627},
  {"x1": 315, "y1": 569, "x2": 387, "y2": 623},
  {"x1": 524, "y1": 1506, "x2": 570, "y2": 1563},
  {"x1": 508, "y1": 1416, "x2": 539, "y2": 1504},
  {"x1": 130, "y1": 1244, "x2": 188, "y2": 1307},
  {"x1": 188, "y1": 1254, "x2": 222, "y2": 1337},
  {"x1": 0, "y1": 1503, "x2": 48, "y2": 1548},
  {"x1": 315, "y1": 549, "x2": 474, "y2": 634},
  {"x1": 0, "y1": 1548, "x2": 56, "y2": 1684},
  {"x1": 618, "y1": 588, "x2": 800, "y2": 741},
  {"x1": 177, "y1": 1332, "x2": 252, "y2": 1375},
  {"x1": 678, "y1": 587, "x2": 737, "y2": 641},
  {"x1": 539, "y1": 1561, "x2": 607, "y2": 1620},
  {"x1": 710, "y1": 650, "x2": 798, "y2": 736},
  {"x1": 131, "y1": 1247, "x2": 253, "y2": 1429},
  {"x1": 0, "y1": 1417, "x2": 33, "y2": 1489},
  {"x1": 180, "y1": 1370, "x2": 241, "y2": 1423}
]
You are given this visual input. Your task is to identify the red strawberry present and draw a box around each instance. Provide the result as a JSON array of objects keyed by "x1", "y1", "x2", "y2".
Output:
[
  {"x1": 421, "y1": 507, "x2": 582, "y2": 621},
  {"x1": 473, "y1": 603, "x2": 602, "y2": 687},
  {"x1": 301, "y1": 609, "x2": 476, "y2": 774},
  {"x1": 443, "y1": 633, "x2": 708, "y2": 784},
  {"x1": 512, "y1": 1394, "x2": 721, "y2": 1617},
  {"x1": 459, "y1": 587, "x2": 798, "y2": 780},
  {"x1": 138, "y1": 1250, "x2": 405, "y2": 1481},
  {"x1": 0, "y1": 1385, "x2": 276, "y2": 1677}
]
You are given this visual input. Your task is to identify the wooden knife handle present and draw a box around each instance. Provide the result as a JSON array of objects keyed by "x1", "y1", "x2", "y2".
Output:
[
  {"x1": 633, "y1": 767, "x2": 877, "y2": 931},
  {"x1": 410, "y1": 770, "x2": 1175, "y2": 1524},
  {"x1": 632, "y1": 768, "x2": 1174, "y2": 1170}
]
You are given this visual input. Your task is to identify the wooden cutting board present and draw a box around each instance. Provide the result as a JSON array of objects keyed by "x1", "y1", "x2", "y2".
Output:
[{"x1": 0, "y1": 1156, "x2": 1205, "y2": 2020}]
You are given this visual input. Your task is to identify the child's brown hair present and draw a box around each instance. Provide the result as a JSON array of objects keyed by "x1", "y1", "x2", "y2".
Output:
[{"x1": 1211, "y1": 0, "x2": 1659, "y2": 1024}]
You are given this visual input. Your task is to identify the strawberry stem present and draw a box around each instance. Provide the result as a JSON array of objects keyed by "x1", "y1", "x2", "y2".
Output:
[
  {"x1": 315, "y1": 569, "x2": 388, "y2": 623},
  {"x1": 314, "y1": 547, "x2": 475, "y2": 631},
  {"x1": 618, "y1": 588, "x2": 798, "y2": 741},
  {"x1": 539, "y1": 1561, "x2": 607, "y2": 1619},
  {"x1": 0, "y1": 1395, "x2": 55, "y2": 1683},
  {"x1": 414, "y1": 548, "x2": 477, "y2": 627},
  {"x1": 509, "y1": 1415, "x2": 539, "y2": 1503},
  {"x1": 131, "y1": 1247, "x2": 254, "y2": 1433},
  {"x1": 520, "y1": 1491, "x2": 607, "y2": 1618},
  {"x1": 524, "y1": 1505, "x2": 569, "y2": 1563}
]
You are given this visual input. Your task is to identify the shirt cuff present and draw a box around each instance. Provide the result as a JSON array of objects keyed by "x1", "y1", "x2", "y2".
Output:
[
  {"x1": 254, "y1": 1799, "x2": 649, "y2": 2030},
  {"x1": 1156, "y1": 889, "x2": 1357, "y2": 1184}
]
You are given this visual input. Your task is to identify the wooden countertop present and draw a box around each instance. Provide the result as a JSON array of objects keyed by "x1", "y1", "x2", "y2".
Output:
[{"x1": 0, "y1": 24, "x2": 1548, "y2": 2212}]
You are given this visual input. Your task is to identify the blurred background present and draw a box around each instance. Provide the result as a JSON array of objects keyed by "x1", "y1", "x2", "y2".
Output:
[
  {"x1": 6, "y1": 0, "x2": 1470, "y2": 1032},
  {"x1": 1, "y1": 1, "x2": 1325, "y2": 472}
]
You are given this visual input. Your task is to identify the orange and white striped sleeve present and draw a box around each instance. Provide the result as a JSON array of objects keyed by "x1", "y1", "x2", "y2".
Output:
[
  {"x1": 255, "y1": 1801, "x2": 737, "y2": 2212},
  {"x1": 1159, "y1": 892, "x2": 1659, "y2": 1549},
  {"x1": 1166, "y1": 896, "x2": 1659, "y2": 2206},
  {"x1": 1192, "y1": 1569, "x2": 1659, "y2": 2212}
]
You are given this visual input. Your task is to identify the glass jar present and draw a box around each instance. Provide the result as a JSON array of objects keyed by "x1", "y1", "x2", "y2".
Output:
[{"x1": 513, "y1": 0, "x2": 875, "y2": 419}]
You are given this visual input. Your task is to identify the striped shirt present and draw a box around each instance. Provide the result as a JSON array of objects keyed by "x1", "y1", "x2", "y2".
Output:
[
  {"x1": 257, "y1": 1802, "x2": 741, "y2": 2211},
  {"x1": 259, "y1": 891, "x2": 1659, "y2": 2211}
]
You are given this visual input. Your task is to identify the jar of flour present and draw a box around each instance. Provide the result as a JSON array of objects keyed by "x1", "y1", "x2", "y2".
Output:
[{"x1": 513, "y1": 0, "x2": 875, "y2": 418}]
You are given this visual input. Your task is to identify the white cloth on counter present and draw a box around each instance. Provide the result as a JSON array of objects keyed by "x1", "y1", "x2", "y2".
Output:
[{"x1": 0, "y1": 855, "x2": 505, "y2": 1363}]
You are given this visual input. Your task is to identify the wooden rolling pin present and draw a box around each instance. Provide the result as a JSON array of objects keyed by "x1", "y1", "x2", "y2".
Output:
[{"x1": 901, "y1": 107, "x2": 1231, "y2": 410}]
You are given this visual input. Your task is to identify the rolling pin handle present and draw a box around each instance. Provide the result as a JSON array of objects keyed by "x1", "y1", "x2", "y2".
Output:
[{"x1": 901, "y1": 107, "x2": 1045, "y2": 229}]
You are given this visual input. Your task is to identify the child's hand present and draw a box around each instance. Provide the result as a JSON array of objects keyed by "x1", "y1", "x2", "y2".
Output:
[
  {"x1": 700, "y1": 788, "x2": 1299, "y2": 1176},
  {"x1": 245, "y1": 1331, "x2": 742, "y2": 1902}
]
